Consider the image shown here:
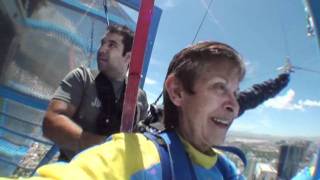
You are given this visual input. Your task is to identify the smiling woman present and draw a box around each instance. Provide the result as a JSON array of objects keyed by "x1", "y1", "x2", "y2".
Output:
[{"x1": 163, "y1": 41, "x2": 245, "y2": 153}]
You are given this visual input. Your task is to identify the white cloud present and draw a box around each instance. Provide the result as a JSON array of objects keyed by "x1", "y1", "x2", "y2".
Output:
[
  {"x1": 264, "y1": 89, "x2": 320, "y2": 110},
  {"x1": 264, "y1": 89, "x2": 300, "y2": 110},
  {"x1": 244, "y1": 60, "x2": 255, "y2": 76},
  {"x1": 244, "y1": 60, "x2": 251, "y2": 67},
  {"x1": 145, "y1": 77, "x2": 157, "y2": 85},
  {"x1": 298, "y1": 99, "x2": 320, "y2": 107}
]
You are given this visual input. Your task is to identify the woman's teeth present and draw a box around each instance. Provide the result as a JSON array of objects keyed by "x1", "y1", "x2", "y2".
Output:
[{"x1": 212, "y1": 118, "x2": 230, "y2": 125}]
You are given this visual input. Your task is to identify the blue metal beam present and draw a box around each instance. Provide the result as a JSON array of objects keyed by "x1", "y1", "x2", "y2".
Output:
[
  {"x1": 113, "y1": 0, "x2": 163, "y2": 87},
  {"x1": 0, "y1": 111, "x2": 42, "y2": 127},
  {"x1": 50, "y1": 0, "x2": 136, "y2": 30},
  {"x1": 117, "y1": 0, "x2": 163, "y2": 87},
  {"x1": 305, "y1": 0, "x2": 320, "y2": 49},
  {"x1": 141, "y1": 7, "x2": 162, "y2": 87},
  {"x1": 0, "y1": 85, "x2": 49, "y2": 111},
  {"x1": 117, "y1": 0, "x2": 140, "y2": 10},
  {"x1": 0, "y1": 126, "x2": 53, "y2": 145}
]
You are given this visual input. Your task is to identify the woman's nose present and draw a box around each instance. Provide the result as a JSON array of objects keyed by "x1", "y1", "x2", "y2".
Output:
[{"x1": 224, "y1": 93, "x2": 239, "y2": 116}]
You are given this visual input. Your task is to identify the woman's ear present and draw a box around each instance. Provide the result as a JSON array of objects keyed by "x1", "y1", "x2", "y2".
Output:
[{"x1": 165, "y1": 74, "x2": 183, "y2": 107}]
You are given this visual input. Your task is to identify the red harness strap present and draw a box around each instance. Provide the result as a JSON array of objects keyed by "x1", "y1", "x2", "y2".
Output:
[{"x1": 120, "y1": 0, "x2": 155, "y2": 132}]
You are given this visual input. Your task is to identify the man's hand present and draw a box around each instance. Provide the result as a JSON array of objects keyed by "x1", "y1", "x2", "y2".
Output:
[
  {"x1": 78, "y1": 131, "x2": 106, "y2": 151},
  {"x1": 43, "y1": 99, "x2": 105, "y2": 152}
]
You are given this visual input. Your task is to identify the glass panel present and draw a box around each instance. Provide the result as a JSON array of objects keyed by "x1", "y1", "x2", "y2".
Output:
[
  {"x1": 0, "y1": 0, "x2": 138, "y2": 99},
  {"x1": 0, "y1": 0, "x2": 140, "y2": 177},
  {"x1": 0, "y1": 161, "x2": 17, "y2": 177}
]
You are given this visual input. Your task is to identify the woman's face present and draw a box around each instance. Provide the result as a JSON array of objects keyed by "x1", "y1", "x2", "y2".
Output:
[{"x1": 175, "y1": 59, "x2": 241, "y2": 153}]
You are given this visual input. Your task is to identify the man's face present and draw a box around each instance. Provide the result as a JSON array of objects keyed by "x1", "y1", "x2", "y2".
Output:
[
  {"x1": 97, "y1": 32, "x2": 130, "y2": 80},
  {"x1": 176, "y1": 59, "x2": 241, "y2": 152}
]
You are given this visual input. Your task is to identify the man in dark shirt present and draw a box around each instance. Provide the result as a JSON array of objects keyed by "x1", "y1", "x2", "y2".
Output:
[{"x1": 43, "y1": 24, "x2": 148, "y2": 161}]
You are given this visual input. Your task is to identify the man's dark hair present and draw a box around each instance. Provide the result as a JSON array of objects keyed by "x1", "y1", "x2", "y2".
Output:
[
  {"x1": 163, "y1": 41, "x2": 246, "y2": 130},
  {"x1": 107, "y1": 24, "x2": 134, "y2": 56}
]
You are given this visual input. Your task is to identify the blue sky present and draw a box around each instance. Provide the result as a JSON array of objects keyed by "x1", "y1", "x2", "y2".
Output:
[{"x1": 139, "y1": 0, "x2": 320, "y2": 137}]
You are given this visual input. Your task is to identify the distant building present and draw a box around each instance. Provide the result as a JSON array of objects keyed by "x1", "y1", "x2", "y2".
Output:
[
  {"x1": 255, "y1": 163, "x2": 277, "y2": 180},
  {"x1": 277, "y1": 144, "x2": 306, "y2": 179},
  {"x1": 244, "y1": 152, "x2": 257, "y2": 180}
]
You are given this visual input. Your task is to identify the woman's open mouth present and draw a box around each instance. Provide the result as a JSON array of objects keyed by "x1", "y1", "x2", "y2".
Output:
[{"x1": 210, "y1": 117, "x2": 231, "y2": 128}]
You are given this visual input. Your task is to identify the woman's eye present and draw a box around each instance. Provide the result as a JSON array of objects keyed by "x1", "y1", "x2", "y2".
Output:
[{"x1": 213, "y1": 83, "x2": 226, "y2": 94}]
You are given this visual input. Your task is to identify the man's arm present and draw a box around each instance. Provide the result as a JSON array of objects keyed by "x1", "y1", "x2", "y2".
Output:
[
  {"x1": 237, "y1": 73, "x2": 290, "y2": 116},
  {"x1": 42, "y1": 67, "x2": 106, "y2": 152},
  {"x1": 43, "y1": 99, "x2": 105, "y2": 152}
]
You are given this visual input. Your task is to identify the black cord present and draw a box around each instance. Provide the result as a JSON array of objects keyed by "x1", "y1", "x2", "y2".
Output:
[
  {"x1": 191, "y1": 0, "x2": 214, "y2": 44},
  {"x1": 153, "y1": 92, "x2": 163, "y2": 105}
]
